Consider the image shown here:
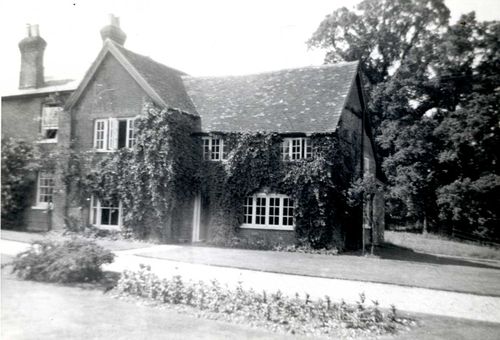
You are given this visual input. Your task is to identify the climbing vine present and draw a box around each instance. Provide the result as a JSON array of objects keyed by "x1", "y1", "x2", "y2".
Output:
[
  {"x1": 83, "y1": 103, "x2": 200, "y2": 239},
  {"x1": 66, "y1": 102, "x2": 361, "y2": 249},
  {"x1": 201, "y1": 133, "x2": 357, "y2": 249}
]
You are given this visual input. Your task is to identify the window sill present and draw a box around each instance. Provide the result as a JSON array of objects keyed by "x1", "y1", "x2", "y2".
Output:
[
  {"x1": 36, "y1": 139, "x2": 58, "y2": 144},
  {"x1": 91, "y1": 224, "x2": 121, "y2": 230},
  {"x1": 240, "y1": 224, "x2": 294, "y2": 231},
  {"x1": 31, "y1": 205, "x2": 51, "y2": 210},
  {"x1": 94, "y1": 149, "x2": 116, "y2": 153}
]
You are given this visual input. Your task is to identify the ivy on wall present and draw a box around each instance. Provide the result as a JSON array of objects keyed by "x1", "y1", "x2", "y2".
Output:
[
  {"x1": 65, "y1": 102, "x2": 361, "y2": 249},
  {"x1": 201, "y1": 133, "x2": 358, "y2": 249},
  {"x1": 84, "y1": 103, "x2": 201, "y2": 239}
]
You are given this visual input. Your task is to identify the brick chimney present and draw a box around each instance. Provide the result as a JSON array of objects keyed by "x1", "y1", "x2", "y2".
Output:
[
  {"x1": 18, "y1": 24, "x2": 46, "y2": 89},
  {"x1": 100, "y1": 14, "x2": 126, "y2": 45}
]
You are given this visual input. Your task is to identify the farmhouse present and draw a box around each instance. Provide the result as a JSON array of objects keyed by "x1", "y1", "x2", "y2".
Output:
[{"x1": 1, "y1": 16, "x2": 384, "y2": 250}]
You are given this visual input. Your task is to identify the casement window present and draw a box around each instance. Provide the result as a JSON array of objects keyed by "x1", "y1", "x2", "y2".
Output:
[
  {"x1": 36, "y1": 172, "x2": 54, "y2": 208},
  {"x1": 281, "y1": 137, "x2": 313, "y2": 160},
  {"x1": 41, "y1": 105, "x2": 61, "y2": 141},
  {"x1": 241, "y1": 193, "x2": 295, "y2": 230},
  {"x1": 90, "y1": 195, "x2": 122, "y2": 229},
  {"x1": 202, "y1": 136, "x2": 227, "y2": 161},
  {"x1": 94, "y1": 118, "x2": 136, "y2": 151}
]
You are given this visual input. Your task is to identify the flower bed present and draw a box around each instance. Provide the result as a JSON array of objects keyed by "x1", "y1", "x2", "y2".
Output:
[{"x1": 114, "y1": 265, "x2": 414, "y2": 337}]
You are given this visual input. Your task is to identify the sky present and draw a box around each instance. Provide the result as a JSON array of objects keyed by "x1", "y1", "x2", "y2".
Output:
[{"x1": 0, "y1": 0, "x2": 499, "y2": 91}]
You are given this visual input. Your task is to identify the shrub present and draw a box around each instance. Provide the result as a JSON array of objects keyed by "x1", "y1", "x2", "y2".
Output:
[
  {"x1": 11, "y1": 238, "x2": 115, "y2": 283},
  {"x1": 115, "y1": 265, "x2": 413, "y2": 336},
  {"x1": 1, "y1": 138, "x2": 37, "y2": 228},
  {"x1": 273, "y1": 243, "x2": 339, "y2": 255}
]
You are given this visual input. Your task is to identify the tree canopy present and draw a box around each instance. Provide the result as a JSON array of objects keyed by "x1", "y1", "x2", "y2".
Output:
[{"x1": 309, "y1": 0, "x2": 499, "y2": 241}]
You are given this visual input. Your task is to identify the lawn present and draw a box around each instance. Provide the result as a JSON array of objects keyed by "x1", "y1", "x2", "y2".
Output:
[
  {"x1": 385, "y1": 231, "x2": 500, "y2": 261},
  {"x1": 0, "y1": 256, "x2": 303, "y2": 340},
  {"x1": 3, "y1": 255, "x2": 499, "y2": 340},
  {"x1": 135, "y1": 243, "x2": 500, "y2": 296}
]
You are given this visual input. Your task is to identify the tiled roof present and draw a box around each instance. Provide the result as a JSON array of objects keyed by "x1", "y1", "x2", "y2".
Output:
[
  {"x1": 182, "y1": 61, "x2": 359, "y2": 133},
  {"x1": 1, "y1": 78, "x2": 78, "y2": 98},
  {"x1": 115, "y1": 45, "x2": 197, "y2": 114}
]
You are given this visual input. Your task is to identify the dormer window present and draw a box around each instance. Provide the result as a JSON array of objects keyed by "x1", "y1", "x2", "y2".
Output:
[
  {"x1": 41, "y1": 105, "x2": 61, "y2": 142},
  {"x1": 94, "y1": 117, "x2": 136, "y2": 151},
  {"x1": 202, "y1": 136, "x2": 227, "y2": 161},
  {"x1": 281, "y1": 137, "x2": 313, "y2": 160}
]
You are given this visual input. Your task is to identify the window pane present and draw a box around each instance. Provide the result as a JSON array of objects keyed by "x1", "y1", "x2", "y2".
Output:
[
  {"x1": 127, "y1": 119, "x2": 136, "y2": 148},
  {"x1": 95, "y1": 120, "x2": 106, "y2": 149},
  {"x1": 268, "y1": 197, "x2": 280, "y2": 225},
  {"x1": 203, "y1": 138, "x2": 211, "y2": 160},
  {"x1": 38, "y1": 172, "x2": 54, "y2": 204},
  {"x1": 118, "y1": 120, "x2": 127, "y2": 148},
  {"x1": 243, "y1": 197, "x2": 253, "y2": 224},
  {"x1": 291, "y1": 139, "x2": 301, "y2": 160},
  {"x1": 256, "y1": 197, "x2": 266, "y2": 225},
  {"x1": 110, "y1": 208, "x2": 119, "y2": 225},
  {"x1": 91, "y1": 196, "x2": 120, "y2": 227},
  {"x1": 282, "y1": 198, "x2": 294, "y2": 226},
  {"x1": 101, "y1": 208, "x2": 111, "y2": 225},
  {"x1": 221, "y1": 140, "x2": 228, "y2": 160},
  {"x1": 211, "y1": 138, "x2": 220, "y2": 160},
  {"x1": 305, "y1": 139, "x2": 313, "y2": 158},
  {"x1": 281, "y1": 140, "x2": 290, "y2": 160},
  {"x1": 41, "y1": 106, "x2": 60, "y2": 138}
]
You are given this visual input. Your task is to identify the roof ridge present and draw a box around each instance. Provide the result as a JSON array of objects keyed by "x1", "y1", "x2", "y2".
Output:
[
  {"x1": 182, "y1": 61, "x2": 359, "y2": 80},
  {"x1": 113, "y1": 42, "x2": 188, "y2": 76}
]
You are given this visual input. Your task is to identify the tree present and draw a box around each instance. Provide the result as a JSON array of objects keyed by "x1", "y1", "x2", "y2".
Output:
[
  {"x1": 434, "y1": 93, "x2": 500, "y2": 238},
  {"x1": 309, "y1": 0, "x2": 500, "y2": 239}
]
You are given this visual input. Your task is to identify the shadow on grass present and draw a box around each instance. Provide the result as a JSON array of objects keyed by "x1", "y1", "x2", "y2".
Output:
[
  {"x1": 356, "y1": 243, "x2": 500, "y2": 270},
  {"x1": 69, "y1": 271, "x2": 121, "y2": 293}
]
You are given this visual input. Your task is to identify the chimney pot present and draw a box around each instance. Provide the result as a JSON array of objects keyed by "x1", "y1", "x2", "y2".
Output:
[
  {"x1": 31, "y1": 24, "x2": 40, "y2": 37},
  {"x1": 100, "y1": 14, "x2": 126, "y2": 45}
]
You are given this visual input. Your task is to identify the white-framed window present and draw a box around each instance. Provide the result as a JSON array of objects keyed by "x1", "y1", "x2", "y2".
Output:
[
  {"x1": 90, "y1": 195, "x2": 122, "y2": 229},
  {"x1": 94, "y1": 117, "x2": 136, "y2": 151},
  {"x1": 241, "y1": 193, "x2": 295, "y2": 230},
  {"x1": 202, "y1": 136, "x2": 227, "y2": 161},
  {"x1": 40, "y1": 105, "x2": 61, "y2": 142},
  {"x1": 281, "y1": 137, "x2": 313, "y2": 160},
  {"x1": 35, "y1": 172, "x2": 54, "y2": 208}
]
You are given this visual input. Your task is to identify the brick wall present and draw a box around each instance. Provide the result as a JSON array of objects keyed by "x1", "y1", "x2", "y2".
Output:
[
  {"x1": 71, "y1": 54, "x2": 148, "y2": 152},
  {"x1": 2, "y1": 92, "x2": 72, "y2": 231},
  {"x1": 237, "y1": 228, "x2": 296, "y2": 247}
]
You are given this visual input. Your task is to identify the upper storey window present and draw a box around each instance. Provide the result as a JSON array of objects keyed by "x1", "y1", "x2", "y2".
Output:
[
  {"x1": 281, "y1": 137, "x2": 313, "y2": 160},
  {"x1": 202, "y1": 136, "x2": 227, "y2": 161},
  {"x1": 41, "y1": 105, "x2": 61, "y2": 142},
  {"x1": 94, "y1": 118, "x2": 136, "y2": 151}
]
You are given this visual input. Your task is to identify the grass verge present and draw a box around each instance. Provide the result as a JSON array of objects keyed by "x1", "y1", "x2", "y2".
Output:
[{"x1": 385, "y1": 231, "x2": 500, "y2": 260}]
